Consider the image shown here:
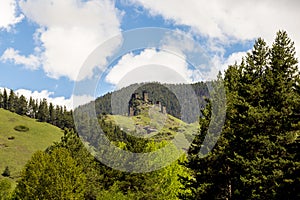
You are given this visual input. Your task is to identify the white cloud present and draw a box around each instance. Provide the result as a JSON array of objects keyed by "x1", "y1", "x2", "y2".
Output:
[
  {"x1": 222, "y1": 51, "x2": 248, "y2": 71},
  {"x1": 204, "y1": 51, "x2": 249, "y2": 79},
  {"x1": 0, "y1": 48, "x2": 40, "y2": 70},
  {"x1": 19, "y1": 0, "x2": 122, "y2": 81},
  {"x1": 105, "y1": 48, "x2": 197, "y2": 88},
  {"x1": 129, "y1": 0, "x2": 300, "y2": 58},
  {"x1": 0, "y1": 0, "x2": 24, "y2": 30},
  {"x1": 14, "y1": 89, "x2": 94, "y2": 110}
]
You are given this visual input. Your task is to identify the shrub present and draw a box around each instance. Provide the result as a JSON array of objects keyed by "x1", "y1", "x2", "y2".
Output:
[
  {"x1": 8, "y1": 136, "x2": 15, "y2": 140},
  {"x1": 2, "y1": 166, "x2": 10, "y2": 177},
  {"x1": 14, "y1": 125, "x2": 29, "y2": 132}
]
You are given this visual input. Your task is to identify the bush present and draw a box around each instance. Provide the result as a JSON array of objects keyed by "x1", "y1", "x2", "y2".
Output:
[
  {"x1": 2, "y1": 166, "x2": 10, "y2": 177},
  {"x1": 14, "y1": 125, "x2": 29, "y2": 132},
  {"x1": 8, "y1": 136, "x2": 15, "y2": 140}
]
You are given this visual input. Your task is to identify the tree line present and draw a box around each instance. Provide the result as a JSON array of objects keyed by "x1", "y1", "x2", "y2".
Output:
[{"x1": 0, "y1": 89, "x2": 74, "y2": 129}]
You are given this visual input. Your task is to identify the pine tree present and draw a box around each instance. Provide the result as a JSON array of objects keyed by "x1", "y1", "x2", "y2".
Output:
[
  {"x1": 181, "y1": 31, "x2": 300, "y2": 199},
  {"x1": 226, "y1": 31, "x2": 299, "y2": 199},
  {"x1": 28, "y1": 97, "x2": 36, "y2": 118},
  {"x1": 37, "y1": 98, "x2": 49, "y2": 122},
  {"x1": 8, "y1": 90, "x2": 16, "y2": 112},
  {"x1": 2, "y1": 89, "x2": 8, "y2": 110},
  {"x1": 48, "y1": 102, "x2": 55, "y2": 124},
  {"x1": 0, "y1": 90, "x2": 3, "y2": 108},
  {"x1": 16, "y1": 95, "x2": 28, "y2": 115},
  {"x1": 55, "y1": 105, "x2": 64, "y2": 128}
]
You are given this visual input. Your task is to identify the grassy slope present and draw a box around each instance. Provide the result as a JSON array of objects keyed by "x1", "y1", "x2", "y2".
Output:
[
  {"x1": 0, "y1": 108, "x2": 63, "y2": 185},
  {"x1": 105, "y1": 104, "x2": 199, "y2": 144}
]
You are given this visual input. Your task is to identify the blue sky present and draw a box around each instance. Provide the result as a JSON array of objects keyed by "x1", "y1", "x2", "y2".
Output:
[{"x1": 0, "y1": 0, "x2": 299, "y2": 109}]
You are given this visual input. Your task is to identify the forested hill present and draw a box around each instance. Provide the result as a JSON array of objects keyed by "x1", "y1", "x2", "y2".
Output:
[{"x1": 81, "y1": 82, "x2": 209, "y2": 123}]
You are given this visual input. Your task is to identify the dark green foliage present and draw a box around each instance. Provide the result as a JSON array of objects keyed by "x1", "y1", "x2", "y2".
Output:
[
  {"x1": 14, "y1": 125, "x2": 29, "y2": 132},
  {"x1": 0, "y1": 179, "x2": 12, "y2": 200},
  {"x1": 27, "y1": 97, "x2": 37, "y2": 118},
  {"x1": 2, "y1": 89, "x2": 8, "y2": 110},
  {"x1": 48, "y1": 102, "x2": 55, "y2": 123},
  {"x1": 37, "y1": 98, "x2": 49, "y2": 122},
  {"x1": 0, "y1": 91, "x2": 3, "y2": 109},
  {"x1": 2, "y1": 166, "x2": 10, "y2": 177},
  {"x1": 16, "y1": 95, "x2": 28, "y2": 115},
  {"x1": 8, "y1": 90, "x2": 16, "y2": 113}
]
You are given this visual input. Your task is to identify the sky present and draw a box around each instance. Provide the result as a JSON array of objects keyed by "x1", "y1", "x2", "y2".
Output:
[{"x1": 0, "y1": 0, "x2": 299, "y2": 110}]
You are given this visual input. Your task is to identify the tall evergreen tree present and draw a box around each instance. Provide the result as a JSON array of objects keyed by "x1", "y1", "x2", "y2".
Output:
[
  {"x1": 8, "y1": 90, "x2": 16, "y2": 112},
  {"x1": 16, "y1": 95, "x2": 28, "y2": 115},
  {"x1": 28, "y1": 97, "x2": 36, "y2": 118},
  {"x1": 37, "y1": 98, "x2": 49, "y2": 122},
  {"x1": 48, "y1": 102, "x2": 55, "y2": 124},
  {"x1": 2, "y1": 89, "x2": 8, "y2": 110},
  {"x1": 182, "y1": 31, "x2": 300, "y2": 199},
  {"x1": 0, "y1": 90, "x2": 3, "y2": 108}
]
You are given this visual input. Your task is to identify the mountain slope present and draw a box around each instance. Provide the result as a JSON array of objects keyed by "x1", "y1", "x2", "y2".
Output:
[{"x1": 0, "y1": 108, "x2": 63, "y2": 182}]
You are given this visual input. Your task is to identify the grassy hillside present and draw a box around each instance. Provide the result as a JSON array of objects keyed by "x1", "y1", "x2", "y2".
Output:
[
  {"x1": 0, "y1": 108, "x2": 63, "y2": 185},
  {"x1": 104, "y1": 103, "x2": 199, "y2": 146}
]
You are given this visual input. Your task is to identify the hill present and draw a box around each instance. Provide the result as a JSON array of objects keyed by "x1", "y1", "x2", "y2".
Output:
[
  {"x1": 0, "y1": 108, "x2": 63, "y2": 185},
  {"x1": 105, "y1": 103, "x2": 199, "y2": 141},
  {"x1": 90, "y1": 82, "x2": 209, "y2": 123},
  {"x1": 76, "y1": 100, "x2": 199, "y2": 156}
]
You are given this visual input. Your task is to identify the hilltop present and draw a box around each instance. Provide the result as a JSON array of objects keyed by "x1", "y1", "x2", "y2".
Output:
[
  {"x1": 77, "y1": 100, "x2": 199, "y2": 155},
  {"x1": 91, "y1": 82, "x2": 209, "y2": 123}
]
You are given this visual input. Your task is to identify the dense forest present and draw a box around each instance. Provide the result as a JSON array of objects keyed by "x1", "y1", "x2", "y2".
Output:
[{"x1": 0, "y1": 30, "x2": 299, "y2": 199}]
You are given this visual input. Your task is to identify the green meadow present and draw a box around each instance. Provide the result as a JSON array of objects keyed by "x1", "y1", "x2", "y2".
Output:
[{"x1": 0, "y1": 109, "x2": 63, "y2": 186}]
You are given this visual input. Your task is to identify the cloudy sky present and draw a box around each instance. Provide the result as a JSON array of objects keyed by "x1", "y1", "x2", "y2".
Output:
[{"x1": 0, "y1": 0, "x2": 299, "y2": 109}]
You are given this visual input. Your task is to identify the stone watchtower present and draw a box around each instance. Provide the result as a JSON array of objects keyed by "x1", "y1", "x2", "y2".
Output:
[
  {"x1": 156, "y1": 101, "x2": 162, "y2": 109},
  {"x1": 162, "y1": 106, "x2": 167, "y2": 114},
  {"x1": 132, "y1": 93, "x2": 139, "y2": 99},
  {"x1": 128, "y1": 106, "x2": 134, "y2": 116},
  {"x1": 143, "y1": 91, "x2": 149, "y2": 103}
]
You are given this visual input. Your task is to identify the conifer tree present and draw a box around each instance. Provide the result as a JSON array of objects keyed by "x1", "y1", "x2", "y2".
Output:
[
  {"x1": 16, "y1": 95, "x2": 28, "y2": 115},
  {"x1": 0, "y1": 90, "x2": 3, "y2": 108},
  {"x1": 2, "y1": 89, "x2": 8, "y2": 110},
  {"x1": 37, "y1": 98, "x2": 49, "y2": 122},
  {"x1": 8, "y1": 90, "x2": 16, "y2": 112},
  {"x1": 48, "y1": 102, "x2": 55, "y2": 124},
  {"x1": 28, "y1": 97, "x2": 36, "y2": 118},
  {"x1": 181, "y1": 31, "x2": 300, "y2": 199}
]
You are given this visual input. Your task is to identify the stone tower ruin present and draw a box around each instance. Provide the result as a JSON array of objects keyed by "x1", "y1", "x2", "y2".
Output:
[{"x1": 143, "y1": 91, "x2": 149, "y2": 102}]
